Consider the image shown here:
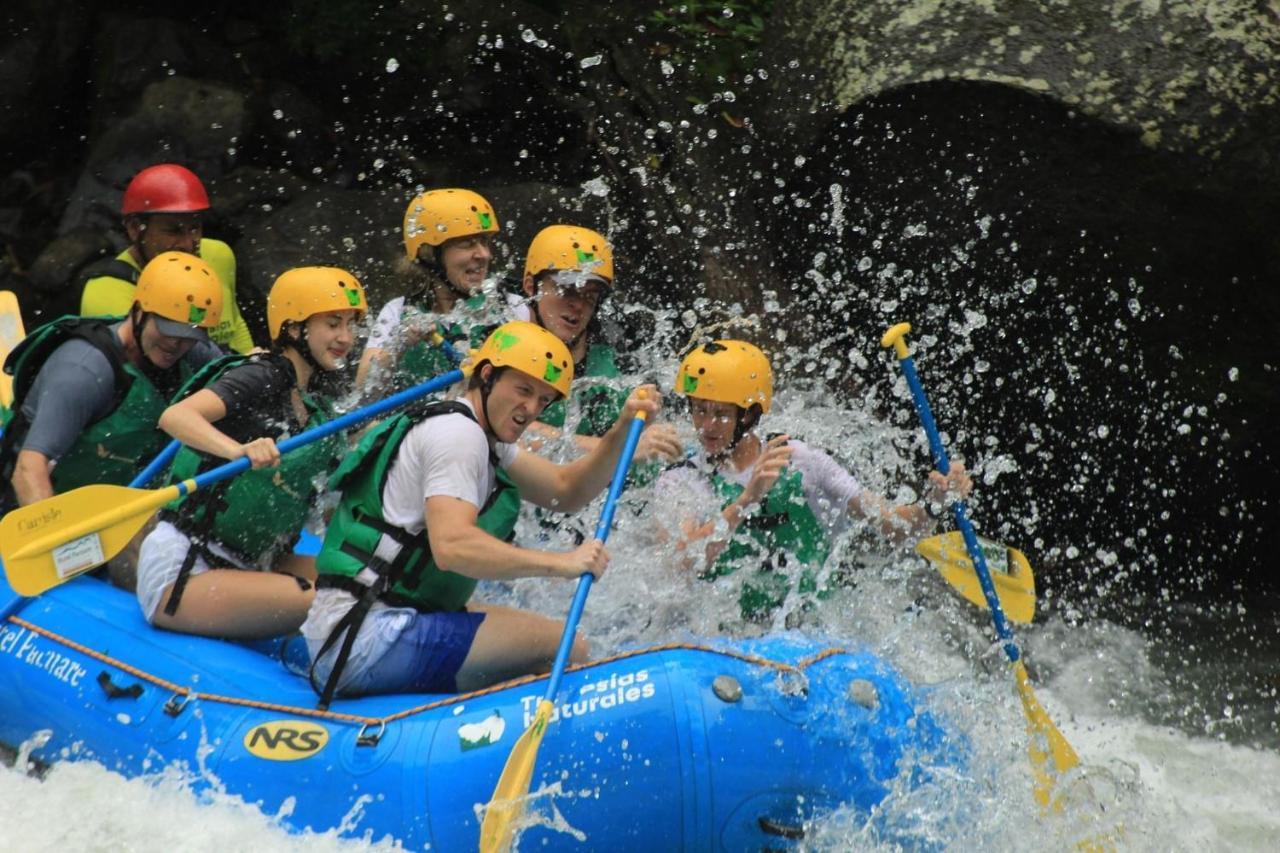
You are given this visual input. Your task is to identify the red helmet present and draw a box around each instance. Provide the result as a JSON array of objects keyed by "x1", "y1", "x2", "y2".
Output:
[{"x1": 122, "y1": 164, "x2": 210, "y2": 215}]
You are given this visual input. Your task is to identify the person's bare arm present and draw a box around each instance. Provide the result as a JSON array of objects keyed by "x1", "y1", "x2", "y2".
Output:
[
  {"x1": 11, "y1": 449, "x2": 55, "y2": 506},
  {"x1": 425, "y1": 495, "x2": 608, "y2": 580},
  {"x1": 506, "y1": 385, "x2": 660, "y2": 512},
  {"x1": 355, "y1": 346, "x2": 391, "y2": 395},
  {"x1": 159, "y1": 389, "x2": 279, "y2": 468},
  {"x1": 847, "y1": 461, "x2": 973, "y2": 544},
  {"x1": 674, "y1": 435, "x2": 793, "y2": 567}
]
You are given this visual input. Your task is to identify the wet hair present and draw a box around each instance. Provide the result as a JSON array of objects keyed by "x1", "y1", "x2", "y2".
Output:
[{"x1": 467, "y1": 362, "x2": 504, "y2": 391}]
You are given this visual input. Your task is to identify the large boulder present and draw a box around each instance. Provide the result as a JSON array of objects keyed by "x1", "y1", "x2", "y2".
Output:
[
  {"x1": 769, "y1": 0, "x2": 1280, "y2": 177},
  {"x1": 58, "y1": 76, "x2": 248, "y2": 237},
  {"x1": 0, "y1": 3, "x2": 94, "y2": 158}
]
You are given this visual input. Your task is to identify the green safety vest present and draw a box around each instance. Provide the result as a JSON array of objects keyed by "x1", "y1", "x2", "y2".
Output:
[
  {"x1": 538, "y1": 343, "x2": 628, "y2": 437},
  {"x1": 166, "y1": 354, "x2": 345, "y2": 562},
  {"x1": 317, "y1": 401, "x2": 520, "y2": 613},
  {"x1": 51, "y1": 361, "x2": 178, "y2": 493},
  {"x1": 705, "y1": 465, "x2": 830, "y2": 619},
  {"x1": 394, "y1": 294, "x2": 490, "y2": 392},
  {"x1": 0, "y1": 316, "x2": 192, "y2": 494}
]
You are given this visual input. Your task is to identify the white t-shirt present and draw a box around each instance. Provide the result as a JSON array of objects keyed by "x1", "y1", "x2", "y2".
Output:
[
  {"x1": 654, "y1": 439, "x2": 864, "y2": 536},
  {"x1": 381, "y1": 397, "x2": 518, "y2": 531},
  {"x1": 301, "y1": 398, "x2": 519, "y2": 688},
  {"x1": 505, "y1": 291, "x2": 532, "y2": 322},
  {"x1": 365, "y1": 296, "x2": 410, "y2": 353}
]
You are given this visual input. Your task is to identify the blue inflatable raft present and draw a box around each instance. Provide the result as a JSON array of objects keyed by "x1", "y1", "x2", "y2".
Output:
[{"x1": 0, "y1": 569, "x2": 957, "y2": 849}]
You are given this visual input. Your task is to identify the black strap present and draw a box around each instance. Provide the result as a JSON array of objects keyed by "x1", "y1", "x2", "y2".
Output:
[
  {"x1": 310, "y1": 538, "x2": 421, "y2": 710},
  {"x1": 72, "y1": 321, "x2": 132, "y2": 410},
  {"x1": 162, "y1": 486, "x2": 231, "y2": 617},
  {"x1": 97, "y1": 671, "x2": 144, "y2": 701},
  {"x1": 0, "y1": 318, "x2": 132, "y2": 489}
]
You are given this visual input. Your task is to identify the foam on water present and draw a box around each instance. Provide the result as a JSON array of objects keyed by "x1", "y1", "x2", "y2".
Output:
[{"x1": 0, "y1": 757, "x2": 402, "y2": 851}]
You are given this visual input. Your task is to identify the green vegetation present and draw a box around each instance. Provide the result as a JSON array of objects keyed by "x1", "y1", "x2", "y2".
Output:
[{"x1": 649, "y1": 1, "x2": 773, "y2": 84}]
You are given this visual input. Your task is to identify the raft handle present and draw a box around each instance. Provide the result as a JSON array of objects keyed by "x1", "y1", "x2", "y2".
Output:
[
  {"x1": 356, "y1": 720, "x2": 385, "y2": 748},
  {"x1": 164, "y1": 692, "x2": 192, "y2": 717},
  {"x1": 97, "y1": 671, "x2": 143, "y2": 701},
  {"x1": 758, "y1": 816, "x2": 805, "y2": 840}
]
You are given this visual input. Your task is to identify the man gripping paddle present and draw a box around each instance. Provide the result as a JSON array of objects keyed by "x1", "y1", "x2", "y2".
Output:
[
  {"x1": 303, "y1": 320, "x2": 661, "y2": 708},
  {"x1": 0, "y1": 252, "x2": 224, "y2": 587}
]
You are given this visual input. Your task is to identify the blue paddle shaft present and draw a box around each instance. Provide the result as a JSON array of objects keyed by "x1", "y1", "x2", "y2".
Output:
[
  {"x1": 541, "y1": 414, "x2": 648, "y2": 703},
  {"x1": 0, "y1": 365, "x2": 464, "y2": 623},
  {"x1": 132, "y1": 439, "x2": 181, "y2": 489},
  {"x1": 177, "y1": 369, "x2": 464, "y2": 497},
  {"x1": 895, "y1": 351, "x2": 1020, "y2": 662}
]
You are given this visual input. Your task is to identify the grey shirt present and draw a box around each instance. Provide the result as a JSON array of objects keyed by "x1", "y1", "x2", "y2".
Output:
[{"x1": 18, "y1": 322, "x2": 221, "y2": 461}]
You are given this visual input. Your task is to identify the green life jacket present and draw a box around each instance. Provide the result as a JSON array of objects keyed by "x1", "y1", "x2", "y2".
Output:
[
  {"x1": 166, "y1": 353, "x2": 345, "y2": 562},
  {"x1": 0, "y1": 316, "x2": 186, "y2": 495},
  {"x1": 316, "y1": 401, "x2": 520, "y2": 613},
  {"x1": 538, "y1": 343, "x2": 627, "y2": 436},
  {"x1": 395, "y1": 294, "x2": 490, "y2": 392},
  {"x1": 704, "y1": 463, "x2": 830, "y2": 619}
]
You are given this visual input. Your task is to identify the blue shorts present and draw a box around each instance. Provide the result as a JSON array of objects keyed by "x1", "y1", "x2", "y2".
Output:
[{"x1": 355, "y1": 609, "x2": 486, "y2": 695}]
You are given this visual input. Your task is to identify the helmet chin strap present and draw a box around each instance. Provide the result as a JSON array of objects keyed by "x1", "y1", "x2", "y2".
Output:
[
  {"x1": 478, "y1": 365, "x2": 504, "y2": 439},
  {"x1": 706, "y1": 405, "x2": 760, "y2": 465},
  {"x1": 428, "y1": 247, "x2": 473, "y2": 303},
  {"x1": 283, "y1": 323, "x2": 326, "y2": 386}
]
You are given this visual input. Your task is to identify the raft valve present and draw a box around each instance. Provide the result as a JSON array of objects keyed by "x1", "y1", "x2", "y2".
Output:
[
  {"x1": 847, "y1": 679, "x2": 879, "y2": 710},
  {"x1": 712, "y1": 675, "x2": 743, "y2": 703}
]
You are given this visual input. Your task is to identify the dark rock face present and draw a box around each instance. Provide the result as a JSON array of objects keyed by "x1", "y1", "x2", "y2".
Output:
[
  {"x1": 770, "y1": 0, "x2": 1280, "y2": 176},
  {"x1": 59, "y1": 76, "x2": 249, "y2": 237}
]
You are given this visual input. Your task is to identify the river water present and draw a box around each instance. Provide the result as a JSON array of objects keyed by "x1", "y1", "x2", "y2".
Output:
[{"x1": 2, "y1": 307, "x2": 1277, "y2": 850}]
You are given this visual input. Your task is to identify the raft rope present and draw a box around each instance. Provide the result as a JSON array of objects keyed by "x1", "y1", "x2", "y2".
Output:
[{"x1": 6, "y1": 614, "x2": 847, "y2": 730}]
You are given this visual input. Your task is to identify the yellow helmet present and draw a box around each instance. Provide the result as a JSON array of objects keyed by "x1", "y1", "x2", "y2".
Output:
[
  {"x1": 267, "y1": 266, "x2": 368, "y2": 340},
  {"x1": 675, "y1": 340, "x2": 773, "y2": 413},
  {"x1": 470, "y1": 320, "x2": 574, "y2": 397},
  {"x1": 523, "y1": 224, "x2": 614, "y2": 286},
  {"x1": 403, "y1": 188, "x2": 499, "y2": 260},
  {"x1": 135, "y1": 251, "x2": 224, "y2": 339}
]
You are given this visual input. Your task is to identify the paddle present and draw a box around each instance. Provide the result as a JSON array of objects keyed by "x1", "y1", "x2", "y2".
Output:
[
  {"x1": 916, "y1": 530, "x2": 1036, "y2": 624},
  {"x1": 0, "y1": 289, "x2": 26, "y2": 411},
  {"x1": 480, "y1": 405, "x2": 650, "y2": 853},
  {"x1": 0, "y1": 436, "x2": 184, "y2": 621},
  {"x1": 0, "y1": 367, "x2": 465, "y2": 597},
  {"x1": 881, "y1": 322, "x2": 1080, "y2": 811}
]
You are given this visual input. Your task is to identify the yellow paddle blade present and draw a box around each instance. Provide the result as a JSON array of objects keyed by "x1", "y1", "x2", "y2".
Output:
[
  {"x1": 1012, "y1": 660, "x2": 1081, "y2": 810},
  {"x1": 479, "y1": 699, "x2": 553, "y2": 853},
  {"x1": 917, "y1": 531, "x2": 1037, "y2": 624},
  {"x1": 0, "y1": 290, "x2": 25, "y2": 409},
  {"x1": 0, "y1": 482, "x2": 184, "y2": 596}
]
